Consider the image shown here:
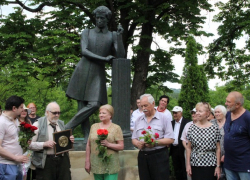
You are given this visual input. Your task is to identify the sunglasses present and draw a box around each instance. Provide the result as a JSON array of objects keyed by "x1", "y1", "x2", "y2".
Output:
[{"x1": 50, "y1": 111, "x2": 61, "y2": 115}]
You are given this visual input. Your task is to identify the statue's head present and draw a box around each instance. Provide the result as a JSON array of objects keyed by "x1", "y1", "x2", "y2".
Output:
[{"x1": 93, "y1": 6, "x2": 112, "y2": 28}]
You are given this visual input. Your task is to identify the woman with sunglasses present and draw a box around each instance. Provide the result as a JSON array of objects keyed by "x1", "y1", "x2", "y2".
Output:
[{"x1": 186, "y1": 102, "x2": 221, "y2": 180}]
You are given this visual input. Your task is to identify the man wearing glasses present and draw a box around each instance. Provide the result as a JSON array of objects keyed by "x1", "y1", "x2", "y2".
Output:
[
  {"x1": 29, "y1": 102, "x2": 74, "y2": 180},
  {"x1": 224, "y1": 91, "x2": 250, "y2": 180}
]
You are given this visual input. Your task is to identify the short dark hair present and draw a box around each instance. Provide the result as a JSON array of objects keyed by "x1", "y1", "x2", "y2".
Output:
[
  {"x1": 159, "y1": 95, "x2": 170, "y2": 104},
  {"x1": 5, "y1": 95, "x2": 25, "y2": 111}
]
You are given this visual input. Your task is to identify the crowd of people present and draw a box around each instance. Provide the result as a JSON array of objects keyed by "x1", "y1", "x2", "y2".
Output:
[{"x1": 0, "y1": 91, "x2": 249, "y2": 180}]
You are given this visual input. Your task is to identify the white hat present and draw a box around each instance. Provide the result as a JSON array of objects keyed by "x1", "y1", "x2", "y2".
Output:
[
  {"x1": 23, "y1": 104, "x2": 31, "y2": 114},
  {"x1": 172, "y1": 106, "x2": 183, "y2": 112},
  {"x1": 190, "y1": 108, "x2": 196, "y2": 113}
]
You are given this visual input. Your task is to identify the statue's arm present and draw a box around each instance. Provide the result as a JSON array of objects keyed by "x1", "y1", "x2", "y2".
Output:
[
  {"x1": 113, "y1": 24, "x2": 125, "y2": 58},
  {"x1": 81, "y1": 29, "x2": 113, "y2": 62}
]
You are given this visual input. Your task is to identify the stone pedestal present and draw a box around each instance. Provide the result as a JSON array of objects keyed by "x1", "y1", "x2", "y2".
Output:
[{"x1": 112, "y1": 58, "x2": 134, "y2": 150}]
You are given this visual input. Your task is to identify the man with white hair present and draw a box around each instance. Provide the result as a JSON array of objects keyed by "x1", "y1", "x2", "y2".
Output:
[
  {"x1": 29, "y1": 102, "x2": 74, "y2": 180},
  {"x1": 224, "y1": 91, "x2": 250, "y2": 180},
  {"x1": 132, "y1": 94, "x2": 174, "y2": 180}
]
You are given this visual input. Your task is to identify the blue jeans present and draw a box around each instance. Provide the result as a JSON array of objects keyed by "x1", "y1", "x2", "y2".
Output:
[
  {"x1": 225, "y1": 168, "x2": 250, "y2": 180},
  {"x1": 0, "y1": 163, "x2": 23, "y2": 180}
]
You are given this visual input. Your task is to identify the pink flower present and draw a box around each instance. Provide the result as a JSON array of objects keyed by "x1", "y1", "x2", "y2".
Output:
[
  {"x1": 141, "y1": 130, "x2": 146, "y2": 135},
  {"x1": 147, "y1": 126, "x2": 151, "y2": 130}
]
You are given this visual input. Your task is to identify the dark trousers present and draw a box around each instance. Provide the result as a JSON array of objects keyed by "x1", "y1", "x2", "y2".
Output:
[
  {"x1": 36, "y1": 154, "x2": 71, "y2": 180},
  {"x1": 26, "y1": 168, "x2": 36, "y2": 180},
  {"x1": 171, "y1": 146, "x2": 187, "y2": 180},
  {"x1": 138, "y1": 147, "x2": 169, "y2": 180},
  {"x1": 191, "y1": 166, "x2": 217, "y2": 180},
  {"x1": 65, "y1": 101, "x2": 100, "y2": 142}
]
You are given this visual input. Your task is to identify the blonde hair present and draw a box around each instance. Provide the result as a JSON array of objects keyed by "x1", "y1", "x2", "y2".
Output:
[
  {"x1": 195, "y1": 102, "x2": 212, "y2": 113},
  {"x1": 99, "y1": 104, "x2": 114, "y2": 118}
]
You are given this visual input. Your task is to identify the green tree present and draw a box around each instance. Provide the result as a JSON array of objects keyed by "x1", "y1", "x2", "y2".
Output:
[
  {"x1": 0, "y1": 0, "x2": 213, "y2": 109},
  {"x1": 178, "y1": 36, "x2": 210, "y2": 119},
  {"x1": 205, "y1": 0, "x2": 250, "y2": 87}
]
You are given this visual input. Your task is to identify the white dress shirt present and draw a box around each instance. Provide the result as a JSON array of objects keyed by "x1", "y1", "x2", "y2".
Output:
[{"x1": 173, "y1": 117, "x2": 182, "y2": 146}]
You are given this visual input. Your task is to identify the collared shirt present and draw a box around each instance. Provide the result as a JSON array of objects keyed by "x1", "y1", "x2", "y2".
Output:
[
  {"x1": 173, "y1": 117, "x2": 182, "y2": 145},
  {"x1": 30, "y1": 119, "x2": 61, "y2": 155},
  {"x1": 0, "y1": 114, "x2": 23, "y2": 165},
  {"x1": 130, "y1": 109, "x2": 144, "y2": 130},
  {"x1": 132, "y1": 111, "x2": 174, "y2": 151}
]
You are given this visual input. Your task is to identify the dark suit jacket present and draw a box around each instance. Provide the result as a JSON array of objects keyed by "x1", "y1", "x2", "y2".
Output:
[{"x1": 169, "y1": 118, "x2": 190, "y2": 156}]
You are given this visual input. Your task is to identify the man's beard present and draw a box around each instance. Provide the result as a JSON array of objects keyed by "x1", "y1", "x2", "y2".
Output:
[
  {"x1": 227, "y1": 105, "x2": 236, "y2": 112},
  {"x1": 48, "y1": 117, "x2": 59, "y2": 124}
]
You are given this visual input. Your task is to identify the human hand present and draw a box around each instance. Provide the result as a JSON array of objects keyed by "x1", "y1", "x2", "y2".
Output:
[
  {"x1": 27, "y1": 140, "x2": 32, "y2": 145},
  {"x1": 221, "y1": 155, "x2": 224, "y2": 162},
  {"x1": 136, "y1": 141, "x2": 145, "y2": 150},
  {"x1": 15, "y1": 155, "x2": 28, "y2": 163},
  {"x1": 44, "y1": 140, "x2": 56, "y2": 148},
  {"x1": 145, "y1": 143, "x2": 154, "y2": 148},
  {"x1": 214, "y1": 167, "x2": 220, "y2": 180},
  {"x1": 106, "y1": 55, "x2": 115, "y2": 62},
  {"x1": 70, "y1": 135, "x2": 74, "y2": 143},
  {"x1": 117, "y1": 24, "x2": 124, "y2": 35},
  {"x1": 186, "y1": 164, "x2": 192, "y2": 177},
  {"x1": 100, "y1": 139, "x2": 110, "y2": 147},
  {"x1": 85, "y1": 161, "x2": 91, "y2": 174}
]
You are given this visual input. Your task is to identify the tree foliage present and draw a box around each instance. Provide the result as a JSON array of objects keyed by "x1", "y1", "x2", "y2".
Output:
[
  {"x1": 178, "y1": 36, "x2": 210, "y2": 119},
  {"x1": 0, "y1": 0, "x2": 214, "y2": 109},
  {"x1": 205, "y1": 0, "x2": 250, "y2": 87}
]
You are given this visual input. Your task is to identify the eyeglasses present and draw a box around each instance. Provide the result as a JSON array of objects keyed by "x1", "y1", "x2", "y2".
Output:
[{"x1": 50, "y1": 111, "x2": 61, "y2": 115}]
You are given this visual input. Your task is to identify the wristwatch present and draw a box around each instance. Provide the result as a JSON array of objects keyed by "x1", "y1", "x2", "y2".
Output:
[{"x1": 216, "y1": 165, "x2": 221, "y2": 168}]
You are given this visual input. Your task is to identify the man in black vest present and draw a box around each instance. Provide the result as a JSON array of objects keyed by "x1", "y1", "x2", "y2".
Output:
[{"x1": 170, "y1": 106, "x2": 190, "y2": 180}]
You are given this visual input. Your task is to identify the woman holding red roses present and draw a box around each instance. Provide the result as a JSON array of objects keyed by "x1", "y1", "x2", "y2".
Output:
[{"x1": 85, "y1": 104, "x2": 124, "y2": 180}]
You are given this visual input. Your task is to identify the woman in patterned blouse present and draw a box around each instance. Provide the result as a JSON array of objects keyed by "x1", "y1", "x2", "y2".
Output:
[
  {"x1": 186, "y1": 102, "x2": 221, "y2": 180},
  {"x1": 85, "y1": 104, "x2": 124, "y2": 180}
]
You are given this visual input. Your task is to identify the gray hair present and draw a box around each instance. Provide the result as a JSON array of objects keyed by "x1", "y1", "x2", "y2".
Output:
[
  {"x1": 93, "y1": 6, "x2": 112, "y2": 21},
  {"x1": 140, "y1": 94, "x2": 155, "y2": 104},
  {"x1": 45, "y1": 102, "x2": 60, "y2": 116},
  {"x1": 214, "y1": 105, "x2": 227, "y2": 116}
]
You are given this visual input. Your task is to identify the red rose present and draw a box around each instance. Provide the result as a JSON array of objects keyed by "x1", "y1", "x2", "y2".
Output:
[
  {"x1": 151, "y1": 138, "x2": 154, "y2": 142},
  {"x1": 103, "y1": 129, "x2": 108, "y2": 135},
  {"x1": 147, "y1": 126, "x2": 151, "y2": 130},
  {"x1": 141, "y1": 130, "x2": 146, "y2": 135},
  {"x1": 20, "y1": 122, "x2": 26, "y2": 126},
  {"x1": 154, "y1": 133, "x2": 159, "y2": 139},
  {"x1": 24, "y1": 124, "x2": 32, "y2": 129},
  {"x1": 30, "y1": 126, "x2": 38, "y2": 132},
  {"x1": 97, "y1": 129, "x2": 104, "y2": 135}
]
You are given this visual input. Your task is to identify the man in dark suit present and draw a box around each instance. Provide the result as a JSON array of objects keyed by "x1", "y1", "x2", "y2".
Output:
[{"x1": 170, "y1": 106, "x2": 190, "y2": 180}]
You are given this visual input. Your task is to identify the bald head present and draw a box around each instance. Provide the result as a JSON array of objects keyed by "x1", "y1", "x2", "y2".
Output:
[
  {"x1": 45, "y1": 102, "x2": 60, "y2": 123},
  {"x1": 228, "y1": 91, "x2": 244, "y2": 106}
]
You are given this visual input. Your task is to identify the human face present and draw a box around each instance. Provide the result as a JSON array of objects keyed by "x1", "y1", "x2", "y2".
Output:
[
  {"x1": 207, "y1": 113, "x2": 215, "y2": 121},
  {"x1": 214, "y1": 108, "x2": 224, "y2": 121},
  {"x1": 225, "y1": 94, "x2": 237, "y2": 112},
  {"x1": 47, "y1": 105, "x2": 60, "y2": 123},
  {"x1": 136, "y1": 99, "x2": 141, "y2": 109},
  {"x1": 191, "y1": 112, "x2": 196, "y2": 121},
  {"x1": 15, "y1": 104, "x2": 24, "y2": 118},
  {"x1": 173, "y1": 111, "x2": 182, "y2": 122},
  {"x1": 140, "y1": 97, "x2": 155, "y2": 117},
  {"x1": 29, "y1": 103, "x2": 37, "y2": 115},
  {"x1": 99, "y1": 109, "x2": 111, "y2": 122},
  {"x1": 159, "y1": 98, "x2": 168, "y2": 109},
  {"x1": 196, "y1": 105, "x2": 210, "y2": 122},
  {"x1": 20, "y1": 109, "x2": 28, "y2": 118},
  {"x1": 95, "y1": 13, "x2": 108, "y2": 29}
]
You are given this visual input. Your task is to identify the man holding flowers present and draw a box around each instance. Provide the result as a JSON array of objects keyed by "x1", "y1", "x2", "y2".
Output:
[
  {"x1": 132, "y1": 94, "x2": 175, "y2": 180},
  {"x1": 0, "y1": 95, "x2": 28, "y2": 180}
]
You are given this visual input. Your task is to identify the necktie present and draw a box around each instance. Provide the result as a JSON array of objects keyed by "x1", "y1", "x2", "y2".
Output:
[{"x1": 50, "y1": 123, "x2": 57, "y2": 132}]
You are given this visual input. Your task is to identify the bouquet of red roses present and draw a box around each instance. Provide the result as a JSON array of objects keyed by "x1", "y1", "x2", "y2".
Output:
[
  {"x1": 95, "y1": 129, "x2": 112, "y2": 165},
  {"x1": 19, "y1": 122, "x2": 38, "y2": 152},
  {"x1": 139, "y1": 126, "x2": 159, "y2": 145}
]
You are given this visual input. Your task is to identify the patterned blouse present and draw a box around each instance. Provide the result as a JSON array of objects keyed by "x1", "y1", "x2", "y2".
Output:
[
  {"x1": 89, "y1": 123, "x2": 124, "y2": 174},
  {"x1": 187, "y1": 123, "x2": 221, "y2": 167}
]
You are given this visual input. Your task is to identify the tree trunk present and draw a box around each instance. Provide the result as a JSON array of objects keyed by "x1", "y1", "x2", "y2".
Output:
[{"x1": 131, "y1": 20, "x2": 154, "y2": 110}]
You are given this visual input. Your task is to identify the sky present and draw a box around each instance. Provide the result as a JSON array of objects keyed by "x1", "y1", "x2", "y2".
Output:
[{"x1": 1, "y1": 1, "x2": 232, "y2": 90}]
